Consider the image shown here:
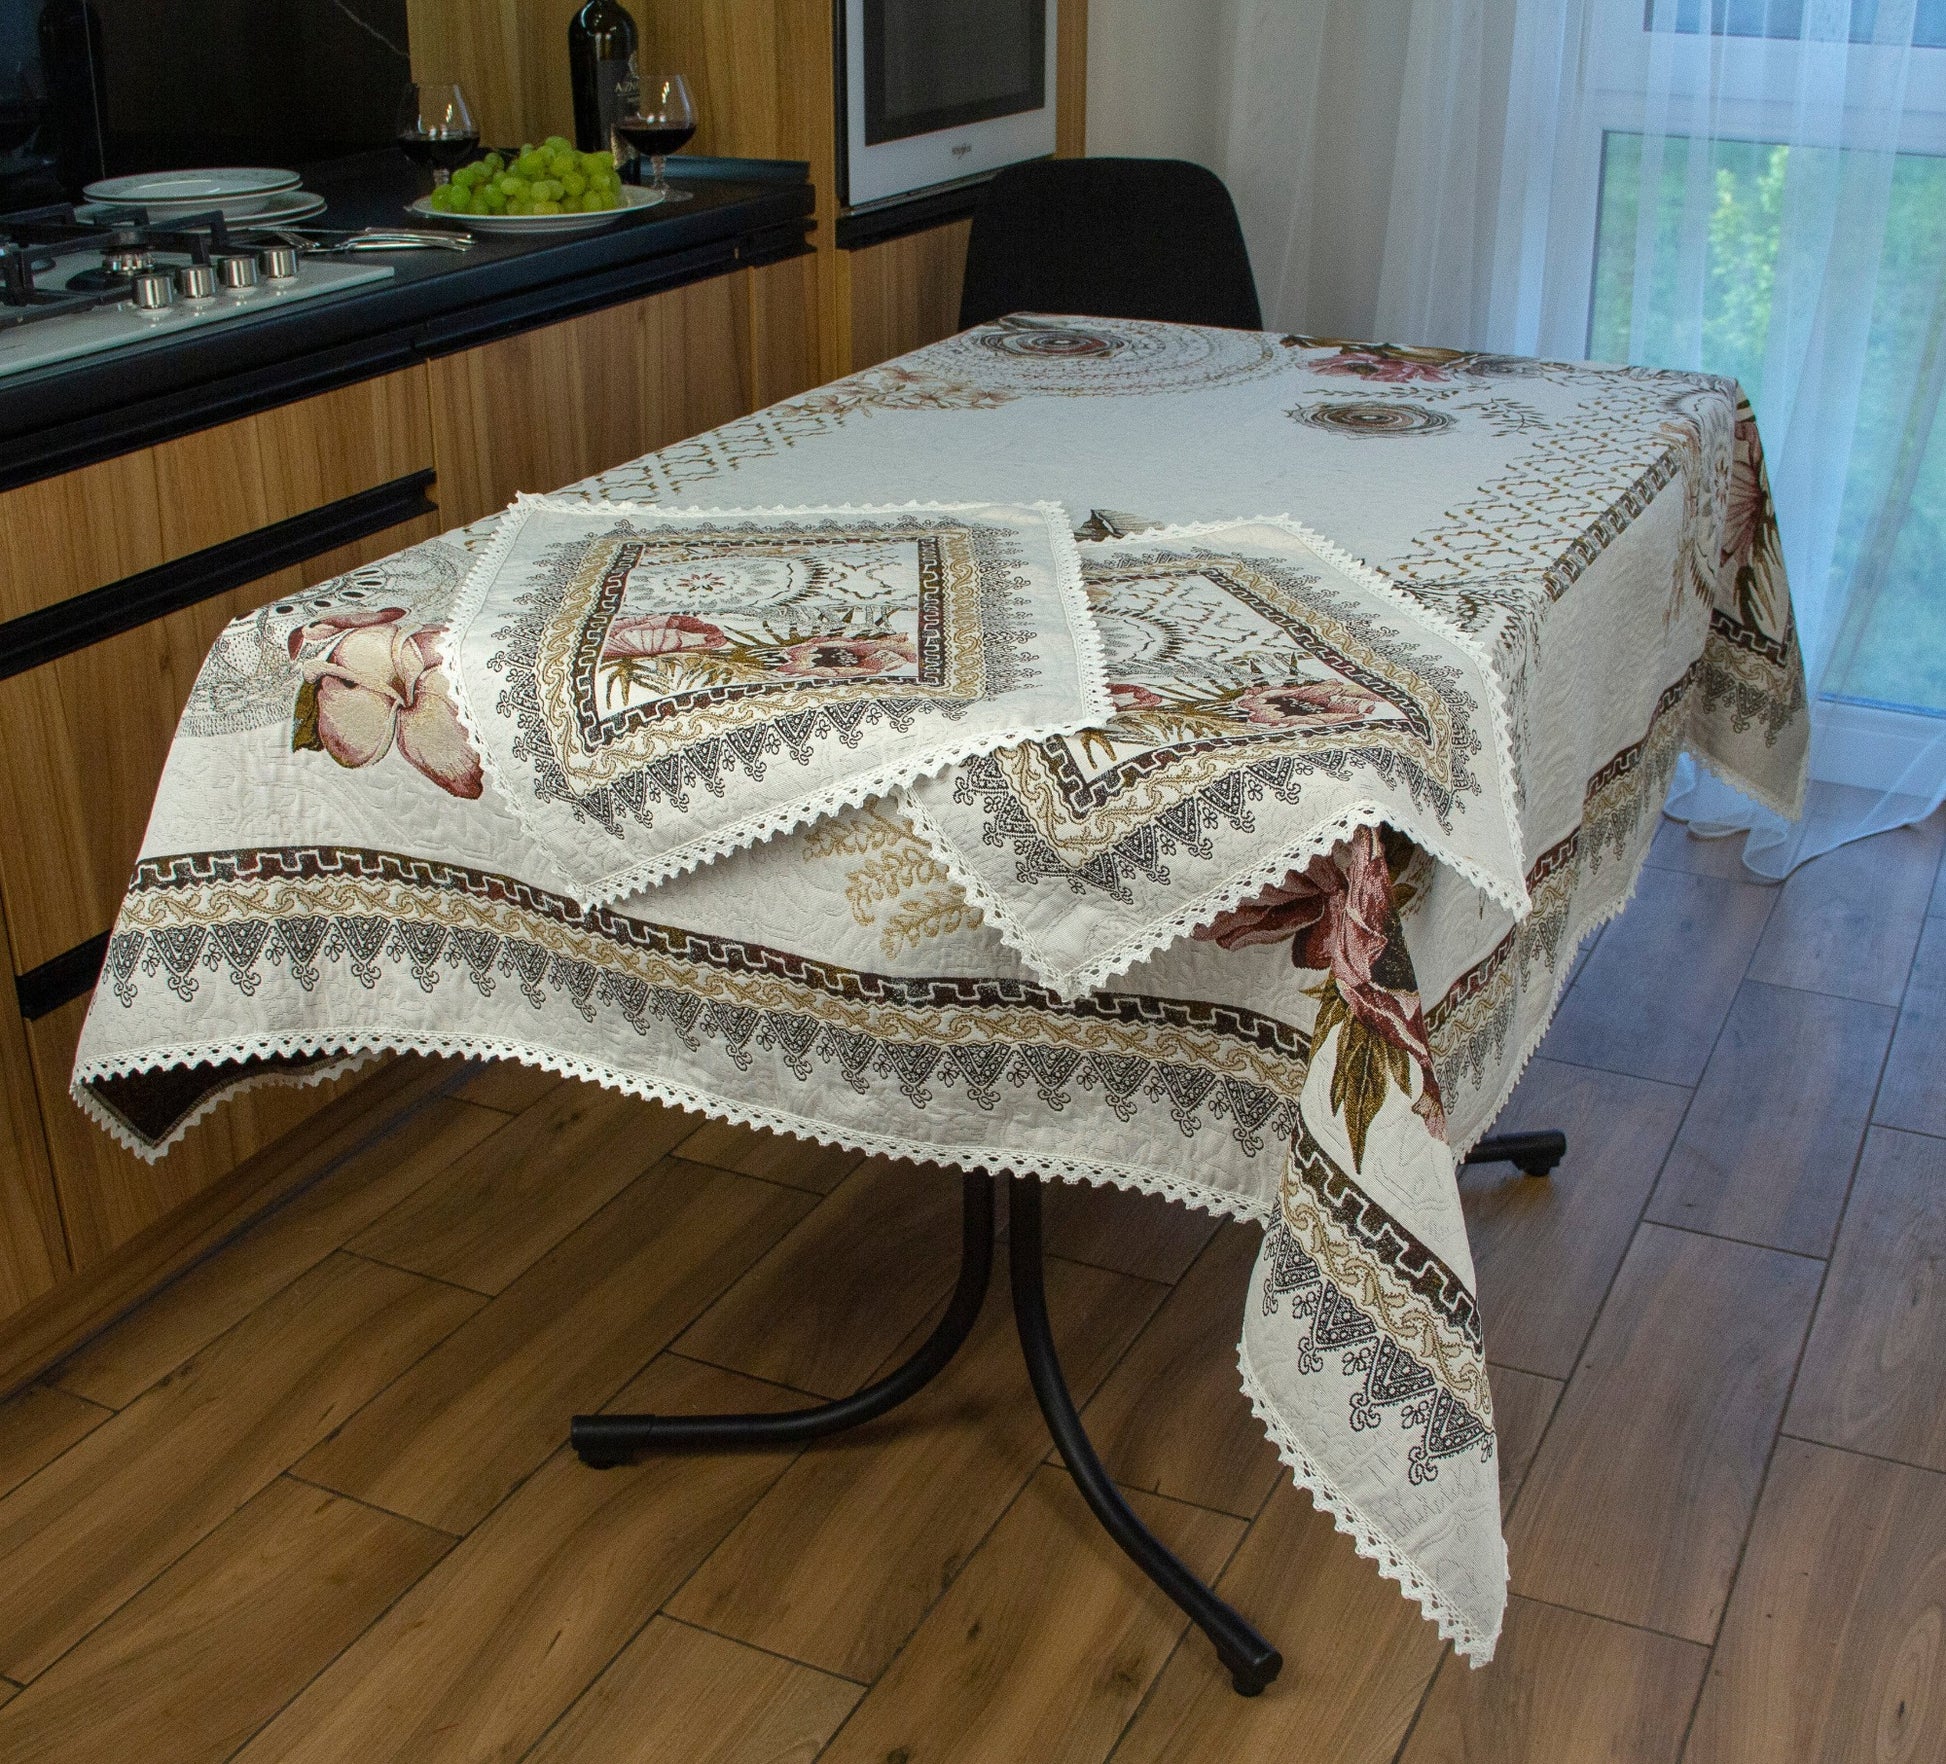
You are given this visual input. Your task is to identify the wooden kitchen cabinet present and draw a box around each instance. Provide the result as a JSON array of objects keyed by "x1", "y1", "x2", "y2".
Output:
[
  {"x1": 0, "y1": 891, "x2": 64, "y2": 1319},
  {"x1": 23, "y1": 995, "x2": 366, "y2": 1270},
  {"x1": 0, "y1": 251, "x2": 819, "y2": 1361},
  {"x1": 0, "y1": 513, "x2": 441, "y2": 978},
  {"x1": 427, "y1": 273, "x2": 757, "y2": 527},
  {"x1": 845, "y1": 221, "x2": 975, "y2": 374}
]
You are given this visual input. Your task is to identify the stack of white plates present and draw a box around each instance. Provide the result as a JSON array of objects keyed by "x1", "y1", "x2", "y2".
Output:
[{"x1": 79, "y1": 168, "x2": 325, "y2": 224}]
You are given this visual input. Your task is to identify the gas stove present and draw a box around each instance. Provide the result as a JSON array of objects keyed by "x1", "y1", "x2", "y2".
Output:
[{"x1": 0, "y1": 204, "x2": 393, "y2": 381}]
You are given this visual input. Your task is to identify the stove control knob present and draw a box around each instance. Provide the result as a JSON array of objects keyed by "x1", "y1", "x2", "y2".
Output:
[
  {"x1": 257, "y1": 245, "x2": 300, "y2": 281},
  {"x1": 129, "y1": 269, "x2": 176, "y2": 310},
  {"x1": 174, "y1": 262, "x2": 216, "y2": 301},
  {"x1": 214, "y1": 253, "x2": 260, "y2": 290}
]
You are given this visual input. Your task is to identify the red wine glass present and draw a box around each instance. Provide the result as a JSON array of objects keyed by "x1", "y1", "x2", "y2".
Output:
[{"x1": 614, "y1": 71, "x2": 695, "y2": 200}]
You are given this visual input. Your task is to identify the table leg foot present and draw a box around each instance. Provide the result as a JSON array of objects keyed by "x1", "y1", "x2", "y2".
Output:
[
  {"x1": 570, "y1": 1168, "x2": 994, "y2": 1467},
  {"x1": 1007, "y1": 1174, "x2": 1284, "y2": 1699},
  {"x1": 1461, "y1": 1128, "x2": 1566, "y2": 1178}
]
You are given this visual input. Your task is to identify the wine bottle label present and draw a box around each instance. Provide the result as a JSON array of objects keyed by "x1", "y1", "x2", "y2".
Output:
[{"x1": 594, "y1": 57, "x2": 632, "y2": 145}]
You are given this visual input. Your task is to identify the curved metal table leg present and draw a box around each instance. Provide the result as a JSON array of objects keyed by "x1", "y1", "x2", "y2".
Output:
[
  {"x1": 1007, "y1": 1174, "x2": 1284, "y2": 1698},
  {"x1": 571, "y1": 1167, "x2": 995, "y2": 1467},
  {"x1": 1462, "y1": 1128, "x2": 1566, "y2": 1177}
]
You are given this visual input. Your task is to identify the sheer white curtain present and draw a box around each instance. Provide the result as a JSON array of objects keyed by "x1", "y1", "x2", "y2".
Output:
[{"x1": 1091, "y1": 0, "x2": 1946, "y2": 872}]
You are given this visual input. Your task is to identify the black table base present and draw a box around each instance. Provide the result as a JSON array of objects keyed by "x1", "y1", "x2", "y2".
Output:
[{"x1": 569, "y1": 1128, "x2": 1563, "y2": 1698}]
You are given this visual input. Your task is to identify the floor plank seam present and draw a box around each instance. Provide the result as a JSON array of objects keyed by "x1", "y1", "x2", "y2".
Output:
[
  {"x1": 277, "y1": 1469, "x2": 465, "y2": 1540},
  {"x1": 1387, "y1": 1640, "x2": 1450, "y2": 1764},
  {"x1": 1639, "y1": 1223, "x2": 1826, "y2": 1265},
  {"x1": 660, "y1": 1610, "x2": 872, "y2": 1686},
  {"x1": 805, "y1": 1465, "x2": 1049, "y2": 1763},
  {"x1": 1772, "y1": 1432, "x2": 1946, "y2": 1478},
  {"x1": 1673, "y1": 959, "x2": 1907, "y2": 1762},
  {"x1": 333, "y1": 1244, "x2": 496, "y2": 1300},
  {"x1": 206, "y1": 1507, "x2": 459, "y2": 1764}
]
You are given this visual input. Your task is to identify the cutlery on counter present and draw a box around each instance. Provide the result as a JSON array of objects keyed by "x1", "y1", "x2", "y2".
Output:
[{"x1": 238, "y1": 226, "x2": 475, "y2": 253}]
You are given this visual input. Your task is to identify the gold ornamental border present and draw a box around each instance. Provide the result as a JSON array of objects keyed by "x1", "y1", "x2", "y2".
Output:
[
  {"x1": 997, "y1": 552, "x2": 1467, "y2": 862},
  {"x1": 529, "y1": 523, "x2": 994, "y2": 794},
  {"x1": 114, "y1": 869, "x2": 1316, "y2": 1102}
]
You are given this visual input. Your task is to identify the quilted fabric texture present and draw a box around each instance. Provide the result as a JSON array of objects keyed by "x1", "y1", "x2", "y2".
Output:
[
  {"x1": 901, "y1": 517, "x2": 1527, "y2": 994},
  {"x1": 446, "y1": 495, "x2": 1108, "y2": 903},
  {"x1": 71, "y1": 318, "x2": 1810, "y2": 1664}
]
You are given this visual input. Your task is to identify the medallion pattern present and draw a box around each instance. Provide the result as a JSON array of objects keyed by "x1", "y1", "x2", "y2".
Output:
[
  {"x1": 902, "y1": 522, "x2": 1525, "y2": 994},
  {"x1": 447, "y1": 497, "x2": 1109, "y2": 902}
]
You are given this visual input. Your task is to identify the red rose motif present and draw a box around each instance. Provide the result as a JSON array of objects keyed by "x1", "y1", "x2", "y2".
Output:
[
  {"x1": 293, "y1": 609, "x2": 482, "y2": 800},
  {"x1": 1109, "y1": 681, "x2": 1164, "y2": 714},
  {"x1": 1197, "y1": 826, "x2": 1446, "y2": 1140},
  {"x1": 778, "y1": 635, "x2": 917, "y2": 678},
  {"x1": 1234, "y1": 678, "x2": 1381, "y2": 727},
  {"x1": 602, "y1": 612, "x2": 730, "y2": 660}
]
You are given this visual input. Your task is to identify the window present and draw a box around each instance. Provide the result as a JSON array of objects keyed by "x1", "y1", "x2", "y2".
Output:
[{"x1": 1579, "y1": 3, "x2": 1946, "y2": 718}]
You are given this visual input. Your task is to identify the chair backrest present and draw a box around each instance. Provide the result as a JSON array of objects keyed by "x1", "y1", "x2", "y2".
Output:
[{"x1": 957, "y1": 157, "x2": 1263, "y2": 333}]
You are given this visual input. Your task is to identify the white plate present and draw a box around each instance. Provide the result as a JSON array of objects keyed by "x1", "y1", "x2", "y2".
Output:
[
  {"x1": 83, "y1": 167, "x2": 301, "y2": 213},
  {"x1": 78, "y1": 187, "x2": 327, "y2": 226},
  {"x1": 404, "y1": 182, "x2": 664, "y2": 235}
]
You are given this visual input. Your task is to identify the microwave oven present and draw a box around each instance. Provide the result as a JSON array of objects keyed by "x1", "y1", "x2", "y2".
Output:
[{"x1": 838, "y1": 0, "x2": 1059, "y2": 210}]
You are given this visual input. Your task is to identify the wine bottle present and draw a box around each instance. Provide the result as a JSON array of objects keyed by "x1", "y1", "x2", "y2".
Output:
[{"x1": 568, "y1": 0, "x2": 639, "y2": 155}]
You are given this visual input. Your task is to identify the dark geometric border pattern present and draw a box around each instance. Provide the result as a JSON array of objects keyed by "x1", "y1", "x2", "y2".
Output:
[
  {"x1": 1259, "y1": 1212, "x2": 1493, "y2": 1488},
  {"x1": 105, "y1": 847, "x2": 1312, "y2": 1155},
  {"x1": 491, "y1": 516, "x2": 1045, "y2": 839}
]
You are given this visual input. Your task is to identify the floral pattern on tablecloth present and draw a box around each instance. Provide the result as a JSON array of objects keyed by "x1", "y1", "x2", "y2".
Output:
[
  {"x1": 441, "y1": 496, "x2": 1110, "y2": 904},
  {"x1": 72, "y1": 318, "x2": 1816, "y2": 1668},
  {"x1": 901, "y1": 520, "x2": 1526, "y2": 994}
]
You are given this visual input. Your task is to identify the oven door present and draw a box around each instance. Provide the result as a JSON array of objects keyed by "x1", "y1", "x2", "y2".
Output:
[{"x1": 841, "y1": 0, "x2": 1058, "y2": 209}]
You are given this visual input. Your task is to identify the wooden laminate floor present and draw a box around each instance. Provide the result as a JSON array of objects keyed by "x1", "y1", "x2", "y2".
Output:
[{"x1": 1, "y1": 796, "x2": 1943, "y2": 1763}]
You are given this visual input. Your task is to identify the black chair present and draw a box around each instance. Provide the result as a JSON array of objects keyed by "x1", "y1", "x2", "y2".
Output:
[{"x1": 958, "y1": 156, "x2": 1263, "y2": 332}]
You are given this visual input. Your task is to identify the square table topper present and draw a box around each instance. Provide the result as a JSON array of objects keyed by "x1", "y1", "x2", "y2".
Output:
[
  {"x1": 901, "y1": 518, "x2": 1529, "y2": 995},
  {"x1": 444, "y1": 496, "x2": 1110, "y2": 904}
]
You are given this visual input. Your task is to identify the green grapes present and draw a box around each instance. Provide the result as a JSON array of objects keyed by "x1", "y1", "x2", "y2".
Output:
[{"x1": 428, "y1": 143, "x2": 627, "y2": 219}]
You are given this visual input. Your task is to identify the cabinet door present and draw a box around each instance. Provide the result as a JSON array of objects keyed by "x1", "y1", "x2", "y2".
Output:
[
  {"x1": 426, "y1": 274, "x2": 754, "y2": 527},
  {"x1": 0, "y1": 513, "x2": 442, "y2": 979},
  {"x1": 0, "y1": 888, "x2": 65, "y2": 1321},
  {"x1": 23, "y1": 994, "x2": 365, "y2": 1272}
]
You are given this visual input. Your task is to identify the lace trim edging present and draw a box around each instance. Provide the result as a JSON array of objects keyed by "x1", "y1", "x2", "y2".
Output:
[
  {"x1": 440, "y1": 494, "x2": 1114, "y2": 910},
  {"x1": 72, "y1": 1031, "x2": 1276, "y2": 1223},
  {"x1": 1237, "y1": 1335, "x2": 1503, "y2": 1665}
]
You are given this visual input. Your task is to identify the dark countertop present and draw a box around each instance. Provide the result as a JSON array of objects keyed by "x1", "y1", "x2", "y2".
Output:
[{"x1": 0, "y1": 151, "x2": 814, "y2": 491}]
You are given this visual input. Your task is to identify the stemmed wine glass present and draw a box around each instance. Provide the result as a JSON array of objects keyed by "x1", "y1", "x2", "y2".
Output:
[
  {"x1": 396, "y1": 81, "x2": 479, "y2": 187},
  {"x1": 613, "y1": 70, "x2": 696, "y2": 201}
]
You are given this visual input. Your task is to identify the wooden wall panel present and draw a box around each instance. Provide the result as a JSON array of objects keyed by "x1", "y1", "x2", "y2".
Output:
[
  {"x1": 0, "y1": 512, "x2": 442, "y2": 979},
  {"x1": 747, "y1": 253, "x2": 823, "y2": 409},
  {"x1": 405, "y1": 0, "x2": 580, "y2": 150},
  {"x1": 847, "y1": 220, "x2": 973, "y2": 373},
  {"x1": 426, "y1": 275, "x2": 751, "y2": 527},
  {"x1": 1058, "y1": 0, "x2": 1088, "y2": 157}
]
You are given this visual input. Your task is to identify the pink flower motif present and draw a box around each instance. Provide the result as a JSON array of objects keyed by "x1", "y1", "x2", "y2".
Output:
[
  {"x1": 1196, "y1": 826, "x2": 1446, "y2": 1141},
  {"x1": 602, "y1": 612, "x2": 730, "y2": 660},
  {"x1": 1233, "y1": 678, "x2": 1382, "y2": 727},
  {"x1": 1721, "y1": 410, "x2": 1768, "y2": 569},
  {"x1": 1109, "y1": 681, "x2": 1164, "y2": 714},
  {"x1": 292, "y1": 608, "x2": 482, "y2": 800},
  {"x1": 1311, "y1": 343, "x2": 1459, "y2": 384},
  {"x1": 777, "y1": 635, "x2": 917, "y2": 678}
]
